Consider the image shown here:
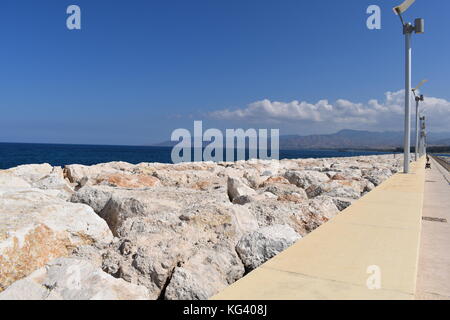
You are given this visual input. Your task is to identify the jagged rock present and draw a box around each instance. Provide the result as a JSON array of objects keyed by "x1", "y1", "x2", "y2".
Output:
[
  {"x1": 305, "y1": 185, "x2": 325, "y2": 198},
  {"x1": 4, "y1": 164, "x2": 53, "y2": 184},
  {"x1": 99, "y1": 190, "x2": 181, "y2": 235},
  {"x1": 332, "y1": 198, "x2": 354, "y2": 211},
  {"x1": 0, "y1": 189, "x2": 113, "y2": 291},
  {"x1": 0, "y1": 258, "x2": 150, "y2": 300},
  {"x1": 277, "y1": 192, "x2": 309, "y2": 204},
  {"x1": 236, "y1": 225, "x2": 301, "y2": 271},
  {"x1": 364, "y1": 169, "x2": 392, "y2": 186},
  {"x1": 0, "y1": 173, "x2": 31, "y2": 189},
  {"x1": 64, "y1": 162, "x2": 137, "y2": 187},
  {"x1": 227, "y1": 177, "x2": 257, "y2": 203},
  {"x1": 324, "y1": 185, "x2": 361, "y2": 200},
  {"x1": 300, "y1": 196, "x2": 340, "y2": 232},
  {"x1": 260, "y1": 176, "x2": 290, "y2": 187},
  {"x1": 331, "y1": 174, "x2": 347, "y2": 181},
  {"x1": 164, "y1": 246, "x2": 245, "y2": 300},
  {"x1": 284, "y1": 170, "x2": 330, "y2": 189},
  {"x1": 246, "y1": 198, "x2": 306, "y2": 234},
  {"x1": 364, "y1": 181, "x2": 376, "y2": 193},
  {"x1": 242, "y1": 171, "x2": 266, "y2": 189},
  {"x1": 71, "y1": 185, "x2": 115, "y2": 213},
  {"x1": 264, "y1": 183, "x2": 308, "y2": 199},
  {"x1": 85, "y1": 186, "x2": 258, "y2": 299},
  {"x1": 32, "y1": 173, "x2": 74, "y2": 200},
  {"x1": 94, "y1": 173, "x2": 161, "y2": 189},
  {"x1": 232, "y1": 195, "x2": 253, "y2": 205}
]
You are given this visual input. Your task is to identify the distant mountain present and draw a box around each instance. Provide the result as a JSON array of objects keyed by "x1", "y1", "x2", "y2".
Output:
[
  {"x1": 153, "y1": 129, "x2": 450, "y2": 150},
  {"x1": 279, "y1": 130, "x2": 403, "y2": 150},
  {"x1": 434, "y1": 138, "x2": 450, "y2": 146}
]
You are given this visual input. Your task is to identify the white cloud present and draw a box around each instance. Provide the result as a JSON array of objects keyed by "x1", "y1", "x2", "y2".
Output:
[{"x1": 208, "y1": 90, "x2": 450, "y2": 132}]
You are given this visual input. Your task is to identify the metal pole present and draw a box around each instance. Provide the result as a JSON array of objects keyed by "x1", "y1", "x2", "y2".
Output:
[
  {"x1": 419, "y1": 118, "x2": 423, "y2": 157},
  {"x1": 404, "y1": 28, "x2": 412, "y2": 173},
  {"x1": 415, "y1": 99, "x2": 419, "y2": 161},
  {"x1": 423, "y1": 118, "x2": 427, "y2": 155},
  {"x1": 419, "y1": 116, "x2": 426, "y2": 156}
]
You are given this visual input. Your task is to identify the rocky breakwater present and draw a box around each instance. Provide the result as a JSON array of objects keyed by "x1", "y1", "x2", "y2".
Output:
[{"x1": 0, "y1": 155, "x2": 402, "y2": 300}]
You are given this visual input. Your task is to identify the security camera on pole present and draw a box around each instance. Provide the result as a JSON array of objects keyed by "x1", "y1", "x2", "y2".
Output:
[
  {"x1": 412, "y1": 79, "x2": 428, "y2": 161},
  {"x1": 393, "y1": 0, "x2": 425, "y2": 173}
]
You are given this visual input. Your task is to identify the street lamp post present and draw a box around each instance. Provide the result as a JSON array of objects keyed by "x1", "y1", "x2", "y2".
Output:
[
  {"x1": 393, "y1": 0, "x2": 425, "y2": 173},
  {"x1": 412, "y1": 79, "x2": 427, "y2": 161},
  {"x1": 420, "y1": 116, "x2": 427, "y2": 156},
  {"x1": 414, "y1": 95, "x2": 421, "y2": 160}
]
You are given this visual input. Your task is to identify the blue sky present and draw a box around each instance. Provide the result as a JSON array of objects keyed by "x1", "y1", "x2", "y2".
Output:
[{"x1": 0, "y1": 0, "x2": 449, "y2": 145}]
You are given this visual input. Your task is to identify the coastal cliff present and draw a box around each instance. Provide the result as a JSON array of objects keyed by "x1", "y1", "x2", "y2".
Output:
[{"x1": 0, "y1": 155, "x2": 402, "y2": 300}]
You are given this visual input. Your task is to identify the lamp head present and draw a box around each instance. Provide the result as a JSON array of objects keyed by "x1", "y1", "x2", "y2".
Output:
[
  {"x1": 415, "y1": 18, "x2": 425, "y2": 34},
  {"x1": 413, "y1": 79, "x2": 428, "y2": 92},
  {"x1": 393, "y1": 0, "x2": 416, "y2": 15}
]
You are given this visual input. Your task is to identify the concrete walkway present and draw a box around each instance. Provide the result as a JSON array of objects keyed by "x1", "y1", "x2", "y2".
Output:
[
  {"x1": 213, "y1": 159, "x2": 426, "y2": 300},
  {"x1": 416, "y1": 157, "x2": 450, "y2": 300}
]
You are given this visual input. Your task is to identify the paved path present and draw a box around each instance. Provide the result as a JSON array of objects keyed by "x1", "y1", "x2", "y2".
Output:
[
  {"x1": 213, "y1": 159, "x2": 426, "y2": 300},
  {"x1": 416, "y1": 157, "x2": 450, "y2": 300}
]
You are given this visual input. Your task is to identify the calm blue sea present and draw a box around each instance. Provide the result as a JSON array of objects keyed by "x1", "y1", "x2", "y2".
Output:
[{"x1": 0, "y1": 143, "x2": 395, "y2": 170}]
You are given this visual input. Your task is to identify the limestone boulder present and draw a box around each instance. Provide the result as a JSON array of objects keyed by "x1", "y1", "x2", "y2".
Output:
[
  {"x1": 32, "y1": 173, "x2": 74, "y2": 200},
  {"x1": 227, "y1": 177, "x2": 257, "y2": 204},
  {"x1": 284, "y1": 170, "x2": 330, "y2": 189},
  {"x1": 64, "y1": 162, "x2": 137, "y2": 187},
  {"x1": 94, "y1": 173, "x2": 161, "y2": 189},
  {"x1": 0, "y1": 189, "x2": 113, "y2": 291},
  {"x1": 4, "y1": 164, "x2": 53, "y2": 184},
  {"x1": 364, "y1": 168, "x2": 393, "y2": 186},
  {"x1": 164, "y1": 246, "x2": 245, "y2": 300},
  {"x1": 87, "y1": 186, "x2": 256, "y2": 299},
  {"x1": 299, "y1": 196, "x2": 340, "y2": 233},
  {"x1": 71, "y1": 185, "x2": 115, "y2": 213},
  {"x1": 246, "y1": 199, "x2": 304, "y2": 232},
  {"x1": 236, "y1": 225, "x2": 301, "y2": 271},
  {"x1": 0, "y1": 172, "x2": 31, "y2": 189},
  {"x1": 0, "y1": 258, "x2": 150, "y2": 300}
]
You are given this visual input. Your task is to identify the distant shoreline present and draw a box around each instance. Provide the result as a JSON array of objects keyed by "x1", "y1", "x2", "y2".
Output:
[
  {"x1": 1, "y1": 141, "x2": 448, "y2": 154},
  {"x1": 0, "y1": 141, "x2": 400, "y2": 153},
  {"x1": 0, "y1": 143, "x2": 398, "y2": 170}
]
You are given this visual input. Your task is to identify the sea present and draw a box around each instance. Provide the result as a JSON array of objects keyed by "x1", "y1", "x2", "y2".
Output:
[{"x1": 0, "y1": 143, "x2": 398, "y2": 170}]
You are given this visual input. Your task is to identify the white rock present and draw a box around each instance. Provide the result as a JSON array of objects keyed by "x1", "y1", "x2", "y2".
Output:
[
  {"x1": 227, "y1": 177, "x2": 257, "y2": 203},
  {"x1": 284, "y1": 170, "x2": 330, "y2": 189},
  {"x1": 99, "y1": 190, "x2": 181, "y2": 234},
  {"x1": 71, "y1": 185, "x2": 114, "y2": 213},
  {"x1": 0, "y1": 258, "x2": 150, "y2": 300},
  {"x1": 229, "y1": 205, "x2": 259, "y2": 236},
  {"x1": 164, "y1": 247, "x2": 244, "y2": 300},
  {"x1": 365, "y1": 169, "x2": 392, "y2": 186},
  {"x1": 0, "y1": 172, "x2": 31, "y2": 189},
  {"x1": 236, "y1": 225, "x2": 301, "y2": 271},
  {"x1": 4, "y1": 164, "x2": 53, "y2": 184},
  {"x1": 298, "y1": 196, "x2": 341, "y2": 233},
  {"x1": 0, "y1": 189, "x2": 113, "y2": 291},
  {"x1": 32, "y1": 174, "x2": 74, "y2": 200}
]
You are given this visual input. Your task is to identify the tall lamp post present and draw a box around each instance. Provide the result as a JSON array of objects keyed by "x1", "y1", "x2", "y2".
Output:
[
  {"x1": 412, "y1": 79, "x2": 428, "y2": 161},
  {"x1": 420, "y1": 116, "x2": 427, "y2": 156},
  {"x1": 393, "y1": 0, "x2": 425, "y2": 173}
]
